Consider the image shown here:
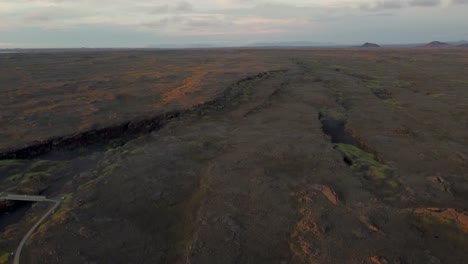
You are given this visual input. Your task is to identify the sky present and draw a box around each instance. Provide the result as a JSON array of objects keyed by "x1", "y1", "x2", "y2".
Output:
[{"x1": 1, "y1": 0, "x2": 467, "y2": 48}]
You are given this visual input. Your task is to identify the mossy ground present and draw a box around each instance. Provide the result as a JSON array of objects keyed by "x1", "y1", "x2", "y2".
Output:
[
  {"x1": 366, "y1": 80, "x2": 391, "y2": 99},
  {"x1": 170, "y1": 174, "x2": 209, "y2": 259},
  {"x1": 334, "y1": 143, "x2": 397, "y2": 187},
  {"x1": 0, "y1": 159, "x2": 25, "y2": 168},
  {"x1": 35, "y1": 193, "x2": 74, "y2": 237},
  {"x1": 51, "y1": 193, "x2": 73, "y2": 223},
  {"x1": 4, "y1": 160, "x2": 65, "y2": 194},
  {"x1": 319, "y1": 108, "x2": 347, "y2": 122},
  {"x1": 30, "y1": 160, "x2": 65, "y2": 172},
  {"x1": 0, "y1": 253, "x2": 10, "y2": 264},
  {"x1": 364, "y1": 80, "x2": 402, "y2": 109},
  {"x1": 14, "y1": 172, "x2": 50, "y2": 194},
  {"x1": 383, "y1": 99, "x2": 402, "y2": 109}
]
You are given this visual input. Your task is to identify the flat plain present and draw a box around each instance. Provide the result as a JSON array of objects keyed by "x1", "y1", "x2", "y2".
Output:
[{"x1": 0, "y1": 48, "x2": 467, "y2": 264}]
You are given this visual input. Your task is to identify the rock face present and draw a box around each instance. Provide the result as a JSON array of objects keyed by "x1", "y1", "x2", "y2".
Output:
[
  {"x1": 361, "y1": 42, "x2": 380, "y2": 48},
  {"x1": 423, "y1": 41, "x2": 451, "y2": 47}
]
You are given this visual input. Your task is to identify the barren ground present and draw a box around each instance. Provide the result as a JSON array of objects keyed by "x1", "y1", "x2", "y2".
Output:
[{"x1": 1, "y1": 48, "x2": 467, "y2": 264}]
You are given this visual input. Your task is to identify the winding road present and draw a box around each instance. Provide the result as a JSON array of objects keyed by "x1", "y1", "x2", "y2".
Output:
[{"x1": 1, "y1": 194, "x2": 61, "y2": 264}]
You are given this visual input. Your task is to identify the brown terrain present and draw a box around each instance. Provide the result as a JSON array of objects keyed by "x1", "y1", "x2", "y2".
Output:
[{"x1": 0, "y1": 48, "x2": 468, "y2": 264}]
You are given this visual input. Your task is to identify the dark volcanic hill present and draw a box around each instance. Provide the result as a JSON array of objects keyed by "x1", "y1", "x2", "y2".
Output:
[
  {"x1": 423, "y1": 41, "x2": 451, "y2": 47},
  {"x1": 360, "y1": 42, "x2": 380, "y2": 48}
]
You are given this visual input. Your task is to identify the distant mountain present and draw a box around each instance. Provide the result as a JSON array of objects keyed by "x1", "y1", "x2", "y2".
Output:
[
  {"x1": 383, "y1": 40, "x2": 467, "y2": 48},
  {"x1": 422, "y1": 41, "x2": 451, "y2": 47},
  {"x1": 147, "y1": 42, "x2": 337, "y2": 48},
  {"x1": 146, "y1": 43, "x2": 217, "y2": 49},
  {"x1": 458, "y1": 43, "x2": 468, "y2": 47},
  {"x1": 449, "y1": 40, "x2": 468, "y2": 45},
  {"x1": 248, "y1": 41, "x2": 336, "y2": 47},
  {"x1": 360, "y1": 42, "x2": 380, "y2": 48}
]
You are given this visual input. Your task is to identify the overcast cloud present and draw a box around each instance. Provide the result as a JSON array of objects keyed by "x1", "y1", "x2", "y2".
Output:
[{"x1": 0, "y1": 0, "x2": 467, "y2": 47}]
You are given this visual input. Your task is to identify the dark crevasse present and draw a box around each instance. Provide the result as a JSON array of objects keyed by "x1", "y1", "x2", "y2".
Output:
[
  {"x1": 0, "y1": 70, "x2": 285, "y2": 160},
  {"x1": 319, "y1": 118, "x2": 358, "y2": 146},
  {"x1": 0, "y1": 201, "x2": 32, "y2": 232}
]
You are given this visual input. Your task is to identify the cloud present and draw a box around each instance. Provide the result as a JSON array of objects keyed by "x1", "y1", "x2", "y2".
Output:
[
  {"x1": 148, "y1": 4, "x2": 169, "y2": 14},
  {"x1": 138, "y1": 12, "x2": 310, "y2": 37},
  {"x1": 23, "y1": 14, "x2": 51, "y2": 22},
  {"x1": 360, "y1": 0, "x2": 441, "y2": 10},
  {"x1": 0, "y1": 0, "x2": 442, "y2": 32},
  {"x1": 360, "y1": 0, "x2": 405, "y2": 11},
  {"x1": 0, "y1": 42, "x2": 21, "y2": 47},
  {"x1": 409, "y1": 0, "x2": 441, "y2": 6},
  {"x1": 452, "y1": 0, "x2": 468, "y2": 4},
  {"x1": 175, "y1": 1, "x2": 194, "y2": 12},
  {"x1": 0, "y1": 0, "x2": 467, "y2": 47}
]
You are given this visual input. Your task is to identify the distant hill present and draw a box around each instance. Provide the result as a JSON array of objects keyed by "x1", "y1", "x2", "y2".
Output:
[
  {"x1": 146, "y1": 43, "x2": 217, "y2": 49},
  {"x1": 360, "y1": 42, "x2": 380, "y2": 48},
  {"x1": 449, "y1": 40, "x2": 468, "y2": 45},
  {"x1": 458, "y1": 43, "x2": 468, "y2": 47},
  {"x1": 422, "y1": 41, "x2": 451, "y2": 48},
  {"x1": 147, "y1": 41, "x2": 338, "y2": 48},
  {"x1": 248, "y1": 41, "x2": 336, "y2": 47}
]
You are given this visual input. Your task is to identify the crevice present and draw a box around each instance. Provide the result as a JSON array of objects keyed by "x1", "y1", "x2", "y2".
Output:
[
  {"x1": 332, "y1": 67, "x2": 375, "y2": 81},
  {"x1": 318, "y1": 109, "x2": 400, "y2": 196},
  {"x1": 319, "y1": 117, "x2": 359, "y2": 146},
  {"x1": 343, "y1": 157, "x2": 353, "y2": 166},
  {"x1": 0, "y1": 70, "x2": 284, "y2": 160},
  {"x1": 243, "y1": 80, "x2": 289, "y2": 117},
  {"x1": 0, "y1": 201, "x2": 32, "y2": 232}
]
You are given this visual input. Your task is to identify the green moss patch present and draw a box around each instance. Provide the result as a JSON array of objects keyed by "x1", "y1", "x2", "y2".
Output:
[
  {"x1": 0, "y1": 159, "x2": 25, "y2": 169},
  {"x1": 428, "y1": 93, "x2": 445, "y2": 98},
  {"x1": 319, "y1": 108, "x2": 347, "y2": 122},
  {"x1": 13, "y1": 172, "x2": 51, "y2": 194},
  {"x1": 5, "y1": 159, "x2": 64, "y2": 194},
  {"x1": 383, "y1": 99, "x2": 402, "y2": 109},
  {"x1": 364, "y1": 80, "x2": 402, "y2": 109},
  {"x1": 334, "y1": 143, "x2": 393, "y2": 183},
  {"x1": 30, "y1": 160, "x2": 64, "y2": 172},
  {"x1": 20, "y1": 172, "x2": 49, "y2": 183},
  {"x1": 119, "y1": 149, "x2": 130, "y2": 156},
  {"x1": 7, "y1": 173, "x2": 24, "y2": 182},
  {"x1": 387, "y1": 180, "x2": 399, "y2": 188},
  {"x1": 394, "y1": 79, "x2": 412, "y2": 88},
  {"x1": 365, "y1": 80, "x2": 381, "y2": 90},
  {"x1": 102, "y1": 163, "x2": 120, "y2": 175},
  {"x1": 0, "y1": 252, "x2": 10, "y2": 264},
  {"x1": 365, "y1": 80, "x2": 393, "y2": 100},
  {"x1": 36, "y1": 193, "x2": 74, "y2": 236}
]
